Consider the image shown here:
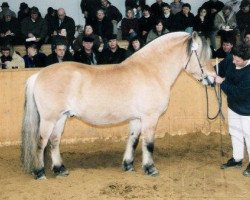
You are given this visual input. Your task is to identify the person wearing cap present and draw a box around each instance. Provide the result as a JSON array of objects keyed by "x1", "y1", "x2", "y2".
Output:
[
  {"x1": 100, "y1": 34, "x2": 126, "y2": 64},
  {"x1": 214, "y1": 43, "x2": 250, "y2": 177},
  {"x1": 46, "y1": 40, "x2": 74, "y2": 66},
  {"x1": 74, "y1": 36, "x2": 101, "y2": 65},
  {"x1": 138, "y1": 5, "x2": 155, "y2": 42},
  {"x1": 0, "y1": 2, "x2": 16, "y2": 20},
  {"x1": 23, "y1": 43, "x2": 47, "y2": 68},
  {"x1": 17, "y1": 2, "x2": 30, "y2": 23},
  {"x1": 0, "y1": 10, "x2": 21, "y2": 45},
  {"x1": 236, "y1": 1, "x2": 250, "y2": 41},
  {"x1": 21, "y1": 6, "x2": 48, "y2": 47},
  {"x1": 172, "y1": 3, "x2": 195, "y2": 33},
  {"x1": 0, "y1": 42, "x2": 25, "y2": 69},
  {"x1": 51, "y1": 8, "x2": 75, "y2": 46}
]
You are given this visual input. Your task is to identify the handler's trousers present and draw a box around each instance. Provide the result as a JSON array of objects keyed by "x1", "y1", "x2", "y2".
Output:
[{"x1": 228, "y1": 108, "x2": 250, "y2": 162}]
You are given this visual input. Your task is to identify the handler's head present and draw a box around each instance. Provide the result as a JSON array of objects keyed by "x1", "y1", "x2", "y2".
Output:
[{"x1": 232, "y1": 43, "x2": 250, "y2": 67}]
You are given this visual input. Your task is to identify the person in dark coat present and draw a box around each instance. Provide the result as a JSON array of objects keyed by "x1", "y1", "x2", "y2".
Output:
[
  {"x1": 80, "y1": 0, "x2": 102, "y2": 24},
  {"x1": 172, "y1": 3, "x2": 195, "y2": 33},
  {"x1": 46, "y1": 41, "x2": 74, "y2": 66},
  {"x1": 213, "y1": 39, "x2": 234, "y2": 58},
  {"x1": 100, "y1": 34, "x2": 127, "y2": 64},
  {"x1": 125, "y1": 0, "x2": 146, "y2": 18},
  {"x1": 0, "y1": 11, "x2": 22, "y2": 45},
  {"x1": 138, "y1": 5, "x2": 155, "y2": 42},
  {"x1": 45, "y1": 7, "x2": 57, "y2": 43},
  {"x1": 23, "y1": 43, "x2": 47, "y2": 67},
  {"x1": 21, "y1": 7, "x2": 47, "y2": 48},
  {"x1": 17, "y1": 2, "x2": 30, "y2": 23},
  {"x1": 0, "y1": 2, "x2": 16, "y2": 19},
  {"x1": 126, "y1": 36, "x2": 144, "y2": 57},
  {"x1": 121, "y1": 8, "x2": 139, "y2": 40},
  {"x1": 215, "y1": 43, "x2": 250, "y2": 177},
  {"x1": 161, "y1": 3, "x2": 174, "y2": 32},
  {"x1": 151, "y1": 0, "x2": 165, "y2": 19},
  {"x1": 51, "y1": 8, "x2": 75, "y2": 46},
  {"x1": 236, "y1": 1, "x2": 250, "y2": 41},
  {"x1": 74, "y1": 36, "x2": 101, "y2": 65}
]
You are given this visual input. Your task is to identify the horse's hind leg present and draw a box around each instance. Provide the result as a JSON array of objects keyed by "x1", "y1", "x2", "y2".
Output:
[
  {"x1": 33, "y1": 119, "x2": 55, "y2": 180},
  {"x1": 141, "y1": 116, "x2": 159, "y2": 176},
  {"x1": 122, "y1": 119, "x2": 141, "y2": 171},
  {"x1": 49, "y1": 115, "x2": 69, "y2": 177}
]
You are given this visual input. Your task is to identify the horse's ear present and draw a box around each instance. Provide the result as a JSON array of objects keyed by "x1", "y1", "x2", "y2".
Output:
[{"x1": 192, "y1": 31, "x2": 198, "y2": 41}]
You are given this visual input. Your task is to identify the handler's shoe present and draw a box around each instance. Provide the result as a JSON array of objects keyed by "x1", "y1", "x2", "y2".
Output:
[
  {"x1": 243, "y1": 163, "x2": 250, "y2": 177},
  {"x1": 220, "y1": 158, "x2": 242, "y2": 169}
]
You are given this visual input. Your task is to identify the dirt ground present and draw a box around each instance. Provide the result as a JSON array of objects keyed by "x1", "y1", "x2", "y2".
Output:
[{"x1": 1, "y1": 133, "x2": 250, "y2": 200}]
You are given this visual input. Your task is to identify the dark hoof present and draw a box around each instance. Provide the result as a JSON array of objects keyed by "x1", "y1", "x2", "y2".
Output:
[
  {"x1": 143, "y1": 164, "x2": 159, "y2": 177},
  {"x1": 122, "y1": 160, "x2": 134, "y2": 172},
  {"x1": 33, "y1": 168, "x2": 46, "y2": 180},
  {"x1": 53, "y1": 165, "x2": 69, "y2": 177}
]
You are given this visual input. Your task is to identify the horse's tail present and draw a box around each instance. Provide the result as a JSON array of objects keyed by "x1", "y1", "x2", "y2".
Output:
[{"x1": 21, "y1": 73, "x2": 40, "y2": 173}]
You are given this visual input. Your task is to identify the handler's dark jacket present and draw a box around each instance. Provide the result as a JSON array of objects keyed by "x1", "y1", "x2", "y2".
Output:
[
  {"x1": 100, "y1": 46, "x2": 126, "y2": 64},
  {"x1": 218, "y1": 55, "x2": 250, "y2": 116}
]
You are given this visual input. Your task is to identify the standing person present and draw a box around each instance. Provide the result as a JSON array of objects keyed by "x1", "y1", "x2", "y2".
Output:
[
  {"x1": 17, "y1": 2, "x2": 30, "y2": 23},
  {"x1": 170, "y1": 0, "x2": 184, "y2": 15},
  {"x1": 100, "y1": 34, "x2": 126, "y2": 64},
  {"x1": 101, "y1": 0, "x2": 122, "y2": 35},
  {"x1": 51, "y1": 8, "x2": 75, "y2": 46},
  {"x1": 121, "y1": 8, "x2": 139, "y2": 41},
  {"x1": 74, "y1": 36, "x2": 101, "y2": 65},
  {"x1": 80, "y1": 0, "x2": 102, "y2": 24},
  {"x1": 0, "y1": 2, "x2": 16, "y2": 19},
  {"x1": 172, "y1": 3, "x2": 195, "y2": 34},
  {"x1": 146, "y1": 19, "x2": 169, "y2": 44},
  {"x1": 151, "y1": 0, "x2": 165, "y2": 19},
  {"x1": 236, "y1": 1, "x2": 250, "y2": 42},
  {"x1": 215, "y1": 43, "x2": 250, "y2": 177}
]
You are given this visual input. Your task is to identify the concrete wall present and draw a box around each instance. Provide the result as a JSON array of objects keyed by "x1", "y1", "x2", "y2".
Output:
[
  {"x1": 5, "y1": 0, "x2": 230, "y2": 26},
  {"x1": 0, "y1": 66, "x2": 228, "y2": 147}
]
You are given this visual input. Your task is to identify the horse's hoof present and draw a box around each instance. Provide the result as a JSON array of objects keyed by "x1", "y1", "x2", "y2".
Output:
[
  {"x1": 33, "y1": 168, "x2": 46, "y2": 180},
  {"x1": 53, "y1": 165, "x2": 69, "y2": 177},
  {"x1": 122, "y1": 160, "x2": 135, "y2": 172},
  {"x1": 143, "y1": 164, "x2": 159, "y2": 177}
]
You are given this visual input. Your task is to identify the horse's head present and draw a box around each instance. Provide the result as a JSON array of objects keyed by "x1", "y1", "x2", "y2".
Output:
[{"x1": 184, "y1": 32, "x2": 215, "y2": 86}]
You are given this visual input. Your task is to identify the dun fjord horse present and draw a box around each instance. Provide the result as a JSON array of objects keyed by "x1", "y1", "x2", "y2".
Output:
[{"x1": 21, "y1": 32, "x2": 214, "y2": 179}]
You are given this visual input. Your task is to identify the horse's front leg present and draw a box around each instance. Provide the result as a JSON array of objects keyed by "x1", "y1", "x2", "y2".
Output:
[
  {"x1": 50, "y1": 115, "x2": 69, "y2": 177},
  {"x1": 122, "y1": 119, "x2": 141, "y2": 171},
  {"x1": 141, "y1": 116, "x2": 159, "y2": 176}
]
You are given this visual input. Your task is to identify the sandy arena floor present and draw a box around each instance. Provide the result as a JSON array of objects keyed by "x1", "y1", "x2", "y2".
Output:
[{"x1": 1, "y1": 133, "x2": 250, "y2": 200}]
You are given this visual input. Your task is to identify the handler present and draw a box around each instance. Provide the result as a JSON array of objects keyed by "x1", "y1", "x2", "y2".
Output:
[{"x1": 215, "y1": 43, "x2": 250, "y2": 176}]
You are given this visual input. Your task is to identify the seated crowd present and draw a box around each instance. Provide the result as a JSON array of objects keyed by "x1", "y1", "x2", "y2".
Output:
[{"x1": 0, "y1": 0, "x2": 249, "y2": 69}]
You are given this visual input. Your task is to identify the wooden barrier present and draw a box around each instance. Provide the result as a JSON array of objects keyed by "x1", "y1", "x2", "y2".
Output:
[{"x1": 0, "y1": 63, "x2": 228, "y2": 146}]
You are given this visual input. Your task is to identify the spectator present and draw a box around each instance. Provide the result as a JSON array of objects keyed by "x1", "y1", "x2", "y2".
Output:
[
  {"x1": 225, "y1": 0, "x2": 241, "y2": 13},
  {"x1": 73, "y1": 24, "x2": 101, "y2": 52},
  {"x1": 51, "y1": 28, "x2": 70, "y2": 52},
  {"x1": 161, "y1": 3, "x2": 174, "y2": 32},
  {"x1": 45, "y1": 7, "x2": 57, "y2": 43},
  {"x1": 121, "y1": 8, "x2": 139, "y2": 41},
  {"x1": 125, "y1": 0, "x2": 146, "y2": 19},
  {"x1": 213, "y1": 38, "x2": 234, "y2": 58},
  {"x1": 0, "y1": 10, "x2": 22, "y2": 45},
  {"x1": 193, "y1": 7, "x2": 213, "y2": 38},
  {"x1": 91, "y1": 9, "x2": 113, "y2": 46},
  {"x1": 126, "y1": 36, "x2": 144, "y2": 57},
  {"x1": 170, "y1": 0, "x2": 184, "y2": 15},
  {"x1": 21, "y1": 7, "x2": 48, "y2": 48},
  {"x1": 214, "y1": 5, "x2": 237, "y2": 46},
  {"x1": 51, "y1": 8, "x2": 75, "y2": 46},
  {"x1": 236, "y1": 1, "x2": 250, "y2": 41},
  {"x1": 17, "y1": 2, "x2": 30, "y2": 23},
  {"x1": 46, "y1": 41, "x2": 74, "y2": 66},
  {"x1": 139, "y1": 5, "x2": 155, "y2": 42},
  {"x1": 172, "y1": 3, "x2": 195, "y2": 34},
  {"x1": 201, "y1": 0, "x2": 225, "y2": 49},
  {"x1": 215, "y1": 43, "x2": 250, "y2": 177},
  {"x1": 101, "y1": 0, "x2": 122, "y2": 35},
  {"x1": 151, "y1": 0, "x2": 165, "y2": 19},
  {"x1": 0, "y1": 2, "x2": 16, "y2": 19},
  {"x1": 74, "y1": 36, "x2": 101, "y2": 65},
  {"x1": 80, "y1": 0, "x2": 102, "y2": 24},
  {"x1": 23, "y1": 43, "x2": 47, "y2": 68},
  {"x1": 244, "y1": 31, "x2": 250, "y2": 45},
  {"x1": 0, "y1": 42, "x2": 25, "y2": 69},
  {"x1": 146, "y1": 19, "x2": 169, "y2": 44},
  {"x1": 100, "y1": 34, "x2": 126, "y2": 64}
]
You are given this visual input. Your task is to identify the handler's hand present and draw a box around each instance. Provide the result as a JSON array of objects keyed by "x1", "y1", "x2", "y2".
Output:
[{"x1": 215, "y1": 76, "x2": 225, "y2": 84}]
